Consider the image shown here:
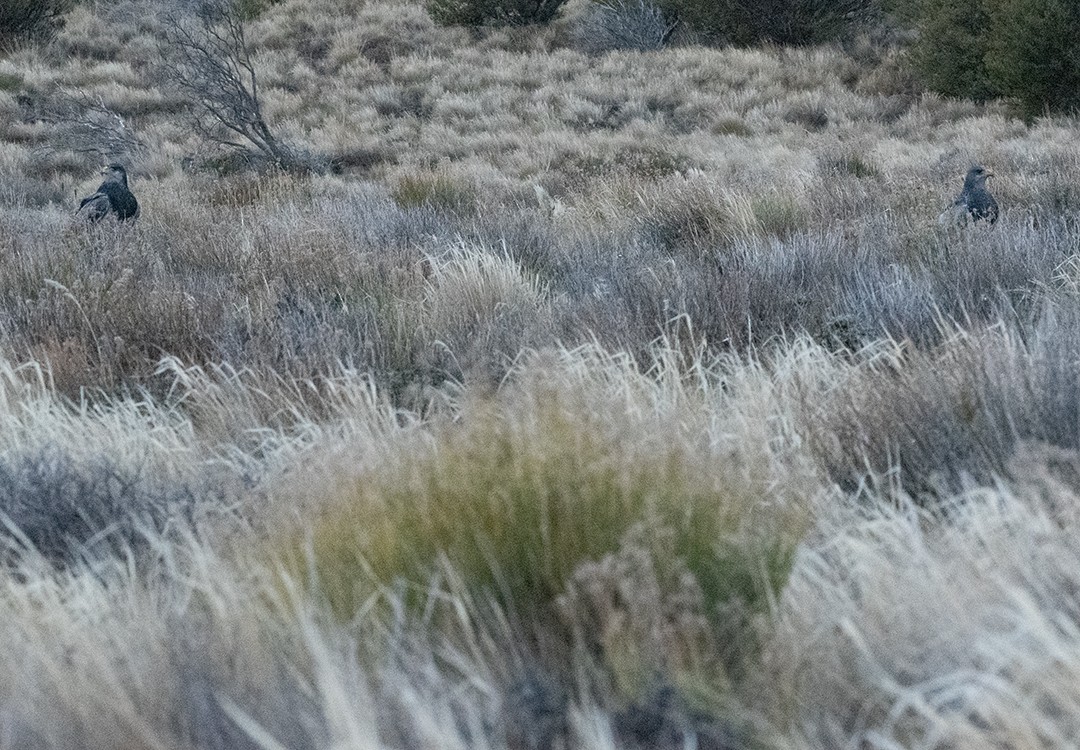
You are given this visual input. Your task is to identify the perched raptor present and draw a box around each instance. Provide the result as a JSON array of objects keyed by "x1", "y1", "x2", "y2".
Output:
[
  {"x1": 940, "y1": 165, "x2": 998, "y2": 225},
  {"x1": 76, "y1": 163, "x2": 140, "y2": 223}
]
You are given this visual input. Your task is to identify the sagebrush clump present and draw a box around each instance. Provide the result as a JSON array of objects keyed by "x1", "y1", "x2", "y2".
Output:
[{"x1": 572, "y1": 0, "x2": 679, "y2": 53}]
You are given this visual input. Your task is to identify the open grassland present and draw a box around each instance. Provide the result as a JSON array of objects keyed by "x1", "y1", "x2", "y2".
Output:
[{"x1": 1, "y1": 0, "x2": 1080, "y2": 747}]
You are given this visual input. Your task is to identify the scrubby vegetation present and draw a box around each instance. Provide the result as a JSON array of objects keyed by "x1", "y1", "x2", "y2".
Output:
[
  {"x1": 902, "y1": 0, "x2": 1080, "y2": 115},
  {"x1": 0, "y1": 0, "x2": 1079, "y2": 747},
  {"x1": 427, "y1": 0, "x2": 570, "y2": 27},
  {"x1": 0, "y1": 0, "x2": 70, "y2": 49},
  {"x1": 656, "y1": 0, "x2": 878, "y2": 46}
]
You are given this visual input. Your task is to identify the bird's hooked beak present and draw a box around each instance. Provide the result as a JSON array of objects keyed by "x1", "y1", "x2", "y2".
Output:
[{"x1": 100, "y1": 166, "x2": 110, "y2": 175}]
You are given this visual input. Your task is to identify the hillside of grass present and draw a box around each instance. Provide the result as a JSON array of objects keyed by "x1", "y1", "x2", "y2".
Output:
[{"x1": 0, "y1": 0, "x2": 1079, "y2": 748}]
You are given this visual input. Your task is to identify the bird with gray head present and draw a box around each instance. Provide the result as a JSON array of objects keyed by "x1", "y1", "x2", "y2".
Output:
[
  {"x1": 940, "y1": 165, "x2": 998, "y2": 225},
  {"x1": 76, "y1": 163, "x2": 140, "y2": 224}
]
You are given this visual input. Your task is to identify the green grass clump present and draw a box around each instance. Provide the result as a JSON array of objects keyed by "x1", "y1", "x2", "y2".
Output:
[
  {"x1": 289, "y1": 388, "x2": 801, "y2": 627},
  {"x1": 752, "y1": 193, "x2": 809, "y2": 237},
  {"x1": 390, "y1": 171, "x2": 478, "y2": 213},
  {"x1": 0, "y1": 71, "x2": 23, "y2": 91},
  {"x1": 711, "y1": 117, "x2": 753, "y2": 137},
  {"x1": 832, "y1": 154, "x2": 880, "y2": 179}
]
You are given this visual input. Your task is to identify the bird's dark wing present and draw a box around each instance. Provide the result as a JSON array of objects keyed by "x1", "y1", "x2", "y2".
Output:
[
  {"x1": 76, "y1": 192, "x2": 111, "y2": 223},
  {"x1": 113, "y1": 191, "x2": 139, "y2": 221},
  {"x1": 102, "y1": 183, "x2": 139, "y2": 221}
]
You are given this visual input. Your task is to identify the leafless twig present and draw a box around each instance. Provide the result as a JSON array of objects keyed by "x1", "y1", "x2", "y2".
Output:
[{"x1": 154, "y1": 0, "x2": 311, "y2": 172}]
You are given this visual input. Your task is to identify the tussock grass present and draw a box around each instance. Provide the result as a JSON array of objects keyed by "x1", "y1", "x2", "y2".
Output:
[
  {"x1": 762, "y1": 481, "x2": 1080, "y2": 748},
  {"x1": 288, "y1": 345, "x2": 808, "y2": 628},
  {"x1": 801, "y1": 309, "x2": 1080, "y2": 497},
  {"x1": 391, "y1": 169, "x2": 478, "y2": 211}
]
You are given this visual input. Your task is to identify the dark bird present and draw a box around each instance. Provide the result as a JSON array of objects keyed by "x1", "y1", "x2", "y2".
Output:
[
  {"x1": 940, "y1": 164, "x2": 998, "y2": 225},
  {"x1": 76, "y1": 163, "x2": 139, "y2": 223}
]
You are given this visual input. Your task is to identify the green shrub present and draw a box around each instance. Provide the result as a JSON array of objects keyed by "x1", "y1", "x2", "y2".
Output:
[
  {"x1": 573, "y1": 0, "x2": 679, "y2": 53},
  {"x1": 657, "y1": 0, "x2": 877, "y2": 45},
  {"x1": 983, "y1": 0, "x2": 1080, "y2": 116},
  {"x1": 902, "y1": 0, "x2": 1080, "y2": 115},
  {"x1": 880, "y1": 0, "x2": 919, "y2": 23},
  {"x1": 907, "y1": 0, "x2": 995, "y2": 101},
  {"x1": 0, "y1": 0, "x2": 69, "y2": 48},
  {"x1": 427, "y1": 0, "x2": 570, "y2": 27}
]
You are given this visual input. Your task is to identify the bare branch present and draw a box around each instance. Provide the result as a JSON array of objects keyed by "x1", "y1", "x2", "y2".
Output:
[{"x1": 153, "y1": 0, "x2": 314, "y2": 173}]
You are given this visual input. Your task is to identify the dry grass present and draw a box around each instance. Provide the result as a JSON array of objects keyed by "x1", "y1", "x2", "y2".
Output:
[
  {"x1": 0, "y1": 0, "x2": 1078, "y2": 746},
  {"x1": 0, "y1": 337, "x2": 1077, "y2": 748}
]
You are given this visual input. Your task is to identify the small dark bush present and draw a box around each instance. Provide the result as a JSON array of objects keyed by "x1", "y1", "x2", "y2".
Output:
[
  {"x1": 426, "y1": 0, "x2": 570, "y2": 26},
  {"x1": 233, "y1": 0, "x2": 282, "y2": 19},
  {"x1": 0, "y1": 0, "x2": 69, "y2": 48},
  {"x1": 0, "y1": 448, "x2": 199, "y2": 566},
  {"x1": 657, "y1": 0, "x2": 878, "y2": 45},
  {"x1": 783, "y1": 104, "x2": 829, "y2": 131}
]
